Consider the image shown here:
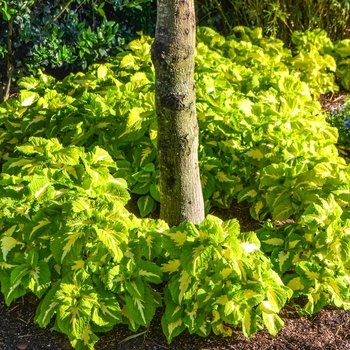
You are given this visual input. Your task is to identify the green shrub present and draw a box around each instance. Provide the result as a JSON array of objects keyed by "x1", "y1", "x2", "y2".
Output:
[{"x1": 0, "y1": 0, "x2": 156, "y2": 102}]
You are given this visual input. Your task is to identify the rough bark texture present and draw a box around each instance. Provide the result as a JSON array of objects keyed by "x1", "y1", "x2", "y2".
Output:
[{"x1": 151, "y1": 0, "x2": 205, "y2": 227}]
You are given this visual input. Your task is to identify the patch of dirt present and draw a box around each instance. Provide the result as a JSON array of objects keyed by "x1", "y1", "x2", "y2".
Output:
[{"x1": 319, "y1": 91, "x2": 350, "y2": 112}]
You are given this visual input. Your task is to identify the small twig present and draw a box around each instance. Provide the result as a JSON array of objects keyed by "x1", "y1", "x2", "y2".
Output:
[
  {"x1": 335, "y1": 325, "x2": 342, "y2": 335},
  {"x1": 9, "y1": 304, "x2": 20, "y2": 312},
  {"x1": 18, "y1": 333, "x2": 33, "y2": 338},
  {"x1": 18, "y1": 317, "x2": 29, "y2": 325},
  {"x1": 118, "y1": 330, "x2": 147, "y2": 344},
  {"x1": 3, "y1": 17, "x2": 14, "y2": 102},
  {"x1": 45, "y1": 0, "x2": 75, "y2": 29}
]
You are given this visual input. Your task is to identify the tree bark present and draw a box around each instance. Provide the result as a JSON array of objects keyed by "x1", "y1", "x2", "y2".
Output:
[{"x1": 151, "y1": 0, "x2": 205, "y2": 227}]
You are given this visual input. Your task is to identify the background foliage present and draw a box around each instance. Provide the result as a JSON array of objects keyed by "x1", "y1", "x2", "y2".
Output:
[
  {"x1": 197, "y1": 0, "x2": 350, "y2": 44},
  {"x1": 1, "y1": 0, "x2": 350, "y2": 102}
]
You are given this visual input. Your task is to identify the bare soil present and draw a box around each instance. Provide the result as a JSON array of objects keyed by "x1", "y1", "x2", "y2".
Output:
[{"x1": 1, "y1": 94, "x2": 350, "y2": 350}]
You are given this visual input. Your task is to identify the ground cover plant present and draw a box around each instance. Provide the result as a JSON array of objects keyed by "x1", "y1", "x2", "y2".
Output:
[{"x1": 0, "y1": 27, "x2": 350, "y2": 350}]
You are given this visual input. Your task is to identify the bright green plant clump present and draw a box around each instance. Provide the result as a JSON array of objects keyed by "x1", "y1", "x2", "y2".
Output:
[
  {"x1": 161, "y1": 215, "x2": 292, "y2": 342},
  {"x1": 0, "y1": 27, "x2": 350, "y2": 349},
  {"x1": 257, "y1": 195, "x2": 350, "y2": 314},
  {"x1": 194, "y1": 27, "x2": 350, "y2": 222}
]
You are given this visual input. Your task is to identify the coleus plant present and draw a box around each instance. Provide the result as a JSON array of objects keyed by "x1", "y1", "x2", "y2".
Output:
[
  {"x1": 0, "y1": 136, "x2": 165, "y2": 348},
  {"x1": 257, "y1": 194, "x2": 350, "y2": 314},
  {"x1": 160, "y1": 215, "x2": 292, "y2": 342}
]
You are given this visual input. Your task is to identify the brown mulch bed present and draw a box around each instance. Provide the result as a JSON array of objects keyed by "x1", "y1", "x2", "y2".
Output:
[
  {"x1": 1, "y1": 291, "x2": 350, "y2": 350},
  {"x1": 1, "y1": 93, "x2": 350, "y2": 350}
]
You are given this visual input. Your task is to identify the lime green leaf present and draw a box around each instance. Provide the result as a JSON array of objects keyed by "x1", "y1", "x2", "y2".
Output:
[
  {"x1": 19, "y1": 91, "x2": 38, "y2": 106},
  {"x1": 95, "y1": 226, "x2": 125, "y2": 262},
  {"x1": 125, "y1": 277, "x2": 145, "y2": 299},
  {"x1": 70, "y1": 325, "x2": 99, "y2": 350},
  {"x1": 258, "y1": 232, "x2": 285, "y2": 252},
  {"x1": 149, "y1": 183, "x2": 160, "y2": 202},
  {"x1": 181, "y1": 243, "x2": 214, "y2": 274},
  {"x1": 51, "y1": 230, "x2": 87, "y2": 264},
  {"x1": 200, "y1": 171, "x2": 215, "y2": 200},
  {"x1": 161, "y1": 259, "x2": 181, "y2": 275},
  {"x1": 220, "y1": 299, "x2": 245, "y2": 325},
  {"x1": 245, "y1": 148, "x2": 264, "y2": 161},
  {"x1": 237, "y1": 186, "x2": 258, "y2": 203},
  {"x1": 168, "y1": 270, "x2": 193, "y2": 305},
  {"x1": 1, "y1": 274, "x2": 27, "y2": 305},
  {"x1": 97, "y1": 65, "x2": 108, "y2": 80},
  {"x1": 1, "y1": 235, "x2": 21, "y2": 261},
  {"x1": 119, "y1": 53, "x2": 135, "y2": 69},
  {"x1": 91, "y1": 294, "x2": 122, "y2": 328},
  {"x1": 262, "y1": 312, "x2": 284, "y2": 336},
  {"x1": 284, "y1": 274, "x2": 305, "y2": 293},
  {"x1": 242, "y1": 308, "x2": 257, "y2": 338}
]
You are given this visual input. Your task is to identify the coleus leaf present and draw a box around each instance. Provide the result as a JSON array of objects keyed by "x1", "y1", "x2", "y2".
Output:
[
  {"x1": 237, "y1": 186, "x2": 258, "y2": 203},
  {"x1": 91, "y1": 292, "x2": 122, "y2": 330},
  {"x1": 125, "y1": 277, "x2": 145, "y2": 299},
  {"x1": 1, "y1": 269, "x2": 27, "y2": 305},
  {"x1": 180, "y1": 243, "x2": 215, "y2": 275},
  {"x1": 124, "y1": 284, "x2": 157, "y2": 327},
  {"x1": 161, "y1": 288, "x2": 186, "y2": 343},
  {"x1": 183, "y1": 301, "x2": 207, "y2": 334},
  {"x1": 132, "y1": 182, "x2": 151, "y2": 195},
  {"x1": 262, "y1": 312, "x2": 284, "y2": 336},
  {"x1": 137, "y1": 195, "x2": 155, "y2": 217},
  {"x1": 304, "y1": 291, "x2": 329, "y2": 315},
  {"x1": 271, "y1": 248, "x2": 295, "y2": 274},
  {"x1": 134, "y1": 143, "x2": 156, "y2": 167},
  {"x1": 197, "y1": 214, "x2": 225, "y2": 245},
  {"x1": 162, "y1": 222, "x2": 198, "y2": 257},
  {"x1": 136, "y1": 260, "x2": 163, "y2": 284},
  {"x1": 35, "y1": 284, "x2": 60, "y2": 327},
  {"x1": 218, "y1": 296, "x2": 245, "y2": 325},
  {"x1": 55, "y1": 274, "x2": 98, "y2": 338},
  {"x1": 95, "y1": 226, "x2": 125, "y2": 262},
  {"x1": 51, "y1": 229, "x2": 88, "y2": 265},
  {"x1": 18, "y1": 91, "x2": 39, "y2": 107},
  {"x1": 241, "y1": 308, "x2": 257, "y2": 338},
  {"x1": 69, "y1": 325, "x2": 99, "y2": 350},
  {"x1": 258, "y1": 231, "x2": 285, "y2": 252},
  {"x1": 149, "y1": 183, "x2": 160, "y2": 202},
  {"x1": 200, "y1": 171, "x2": 215, "y2": 200}
]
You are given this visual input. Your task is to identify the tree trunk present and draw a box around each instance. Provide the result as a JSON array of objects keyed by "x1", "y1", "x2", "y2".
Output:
[{"x1": 151, "y1": 0, "x2": 205, "y2": 227}]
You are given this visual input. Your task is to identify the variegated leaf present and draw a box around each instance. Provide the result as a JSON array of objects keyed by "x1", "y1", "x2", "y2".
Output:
[{"x1": 262, "y1": 312, "x2": 284, "y2": 336}]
